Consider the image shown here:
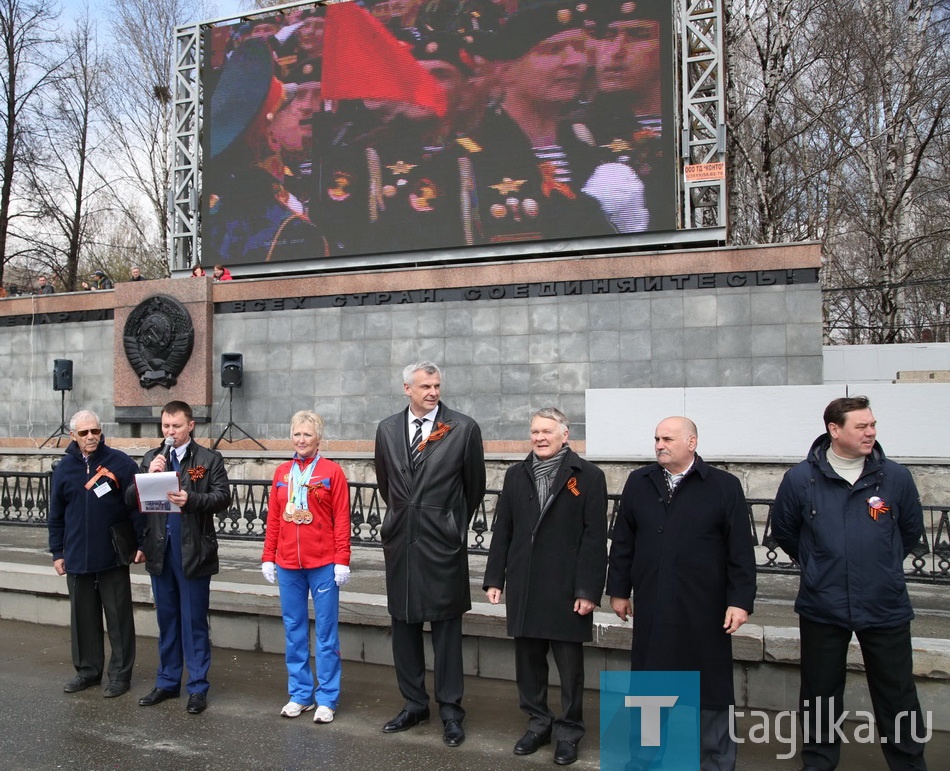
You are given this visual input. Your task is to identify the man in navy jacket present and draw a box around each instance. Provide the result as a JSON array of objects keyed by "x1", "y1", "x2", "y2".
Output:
[
  {"x1": 48, "y1": 410, "x2": 141, "y2": 697},
  {"x1": 773, "y1": 395, "x2": 927, "y2": 770}
]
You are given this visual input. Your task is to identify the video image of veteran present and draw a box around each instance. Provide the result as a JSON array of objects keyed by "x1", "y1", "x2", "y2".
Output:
[
  {"x1": 201, "y1": 0, "x2": 670, "y2": 265},
  {"x1": 202, "y1": 15, "x2": 328, "y2": 265}
]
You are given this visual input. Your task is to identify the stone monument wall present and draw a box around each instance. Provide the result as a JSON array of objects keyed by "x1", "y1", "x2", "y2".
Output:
[{"x1": 0, "y1": 244, "x2": 821, "y2": 446}]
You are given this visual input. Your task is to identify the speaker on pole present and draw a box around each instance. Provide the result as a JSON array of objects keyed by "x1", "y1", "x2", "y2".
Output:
[
  {"x1": 53, "y1": 359, "x2": 73, "y2": 392},
  {"x1": 214, "y1": 352, "x2": 264, "y2": 450},
  {"x1": 221, "y1": 353, "x2": 243, "y2": 388},
  {"x1": 42, "y1": 359, "x2": 73, "y2": 447}
]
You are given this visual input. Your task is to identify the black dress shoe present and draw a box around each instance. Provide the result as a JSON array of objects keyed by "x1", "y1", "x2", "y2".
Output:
[
  {"x1": 138, "y1": 687, "x2": 180, "y2": 706},
  {"x1": 382, "y1": 708, "x2": 430, "y2": 733},
  {"x1": 186, "y1": 693, "x2": 207, "y2": 714},
  {"x1": 443, "y1": 719, "x2": 465, "y2": 747},
  {"x1": 103, "y1": 682, "x2": 130, "y2": 698},
  {"x1": 513, "y1": 729, "x2": 552, "y2": 755},
  {"x1": 64, "y1": 675, "x2": 101, "y2": 693},
  {"x1": 554, "y1": 740, "x2": 579, "y2": 766}
]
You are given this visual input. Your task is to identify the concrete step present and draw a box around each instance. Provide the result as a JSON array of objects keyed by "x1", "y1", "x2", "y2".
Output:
[{"x1": 3, "y1": 524, "x2": 949, "y2": 733}]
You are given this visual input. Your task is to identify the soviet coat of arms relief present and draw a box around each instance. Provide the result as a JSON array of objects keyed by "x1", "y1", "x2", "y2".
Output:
[{"x1": 123, "y1": 295, "x2": 195, "y2": 388}]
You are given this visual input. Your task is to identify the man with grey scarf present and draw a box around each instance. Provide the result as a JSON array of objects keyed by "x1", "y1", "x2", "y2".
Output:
[{"x1": 484, "y1": 407, "x2": 607, "y2": 767}]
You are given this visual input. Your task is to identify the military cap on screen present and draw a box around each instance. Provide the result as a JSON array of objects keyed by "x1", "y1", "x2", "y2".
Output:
[
  {"x1": 482, "y1": 0, "x2": 590, "y2": 61},
  {"x1": 589, "y1": 0, "x2": 664, "y2": 27},
  {"x1": 209, "y1": 38, "x2": 277, "y2": 159},
  {"x1": 454, "y1": 0, "x2": 504, "y2": 35},
  {"x1": 397, "y1": 28, "x2": 476, "y2": 75},
  {"x1": 284, "y1": 56, "x2": 322, "y2": 84}
]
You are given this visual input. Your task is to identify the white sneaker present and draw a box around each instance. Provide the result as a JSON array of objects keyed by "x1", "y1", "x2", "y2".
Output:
[
  {"x1": 313, "y1": 705, "x2": 335, "y2": 723},
  {"x1": 281, "y1": 700, "x2": 315, "y2": 718}
]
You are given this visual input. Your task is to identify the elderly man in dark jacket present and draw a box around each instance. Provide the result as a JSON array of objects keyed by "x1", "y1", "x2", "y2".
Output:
[
  {"x1": 48, "y1": 410, "x2": 141, "y2": 698},
  {"x1": 125, "y1": 400, "x2": 230, "y2": 716},
  {"x1": 484, "y1": 407, "x2": 607, "y2": 767},
  {"x1": 374, "y1": 361, "x2": 485, "y2": 747},
  {"x1": 607, "y1": 416, "x2": 756, "y2": 771},
  {"x1": 772, "y1": 395, "x2": 927, "y2": 770}
]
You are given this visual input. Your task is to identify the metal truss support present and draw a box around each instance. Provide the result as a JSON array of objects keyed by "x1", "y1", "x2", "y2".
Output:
[
  {"x1": 170, "y1": 24, "x2": 201, "y2": 272},
  {"x1": 680, "y1": 0, "x2": 726, "y2": 230}
]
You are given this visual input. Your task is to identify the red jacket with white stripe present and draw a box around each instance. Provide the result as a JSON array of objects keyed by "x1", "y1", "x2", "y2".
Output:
[{"x1": 262, "y1": 456, "x2": 351, "y2": 569}]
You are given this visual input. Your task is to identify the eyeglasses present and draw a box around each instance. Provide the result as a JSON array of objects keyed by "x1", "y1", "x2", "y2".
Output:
[{"x1": 75, "y1": 428, "x2": 102, "y2": 437}]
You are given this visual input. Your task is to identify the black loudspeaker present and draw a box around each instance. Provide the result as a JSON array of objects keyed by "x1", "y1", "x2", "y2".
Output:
[
  {"x1": 221, "y1": 353, "x2": 243, "y2": 388},
  {"x1": 53, "y1": 359, "x2": 73, "y2": 391}
]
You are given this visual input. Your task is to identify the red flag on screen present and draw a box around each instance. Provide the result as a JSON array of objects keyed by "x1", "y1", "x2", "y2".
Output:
[{"x1": 322, "y1": 2, "x2": 447, "y2": 117}]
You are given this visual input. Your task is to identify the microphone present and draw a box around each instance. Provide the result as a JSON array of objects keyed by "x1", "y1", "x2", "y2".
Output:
[{"x1": 161, "y1": 436, "x2": 176, "y2": 462}]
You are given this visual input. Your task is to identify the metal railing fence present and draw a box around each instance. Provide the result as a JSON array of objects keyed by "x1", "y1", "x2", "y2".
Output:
[{"x1": 5, "y1": 472, "x2": 948, "y2": 584}]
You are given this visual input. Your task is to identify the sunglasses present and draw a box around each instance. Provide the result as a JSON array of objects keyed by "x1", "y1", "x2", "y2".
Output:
[{"x1": 75, "y1": 428, "x2": 102, "y2": 437}]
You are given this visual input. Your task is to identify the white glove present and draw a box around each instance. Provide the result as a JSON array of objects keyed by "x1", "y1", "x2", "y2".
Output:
[
  {"x1": 582, "y1": 162, "x2": 649, "y2": 233},
  {"x1": 334, "y1": 564, "x2": 350, "y2": 587},
  {"x1": 262, "y1": 561, "x2": 276, "y2": 584}
]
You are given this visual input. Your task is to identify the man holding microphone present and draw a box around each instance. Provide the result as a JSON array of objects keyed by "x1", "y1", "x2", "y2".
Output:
[{"x1": 126, "y1": 400, "x2": 231, "y2": 715}]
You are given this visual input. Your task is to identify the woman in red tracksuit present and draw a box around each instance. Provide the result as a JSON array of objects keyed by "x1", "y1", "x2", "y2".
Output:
[{"x1": 261, "y1": 410, "x2": 351, "y2": 722}]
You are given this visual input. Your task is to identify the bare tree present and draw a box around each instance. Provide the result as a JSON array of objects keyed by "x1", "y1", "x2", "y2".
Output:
[
  {"x1": 726, "y1": 0, "x2": 851, "y2": 246},
  {"x1": 103, "y1": 0, "x2": 211, "y2": 274},
  {"x1": 21, "y1": 12, "x2": 116, "y2": 291},
  {"x1": 0, "y1": 0, "x2": 63, "y2": 284},
  {"x1": 818, "y1": 0, "x2": 950, "y2": 342},
  {"x1": 728, "y1": 0, "x2": 950, "y2": 343}
]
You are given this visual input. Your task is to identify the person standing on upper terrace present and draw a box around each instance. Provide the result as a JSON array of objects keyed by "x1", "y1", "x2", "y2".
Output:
[
  {"x1": 606, "y1": 416, "x2": 756, "y2": 771},
  {"x1": 772, "y1": 396, "x2": 928, "y2": 770},
  {"x1": 374, "y1": 361, "x2": 485, "y2": 748},
  {"x1": 82, "y1": 270, "x2": 113, "y2": 290}
]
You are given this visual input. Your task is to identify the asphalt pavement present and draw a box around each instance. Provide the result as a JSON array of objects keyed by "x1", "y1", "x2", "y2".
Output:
[
  {"x1": 2, "y1": 525, "x2": 950, "y2": 770},
  {"x1": 1, "y1": 617, "x2": 948, "y2": 770}
]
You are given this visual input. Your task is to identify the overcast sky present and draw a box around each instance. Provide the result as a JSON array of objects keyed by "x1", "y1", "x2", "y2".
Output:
[{"x1": 57, "y1": 0, "x2": 249, "y2": 28}]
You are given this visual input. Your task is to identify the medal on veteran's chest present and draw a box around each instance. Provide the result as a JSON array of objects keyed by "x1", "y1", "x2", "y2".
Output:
[
  {"x1": 284, "y1": 500, "x2": 313, "y2": 524},
  {"x1": 287, "y1": 455, "x2": 320, "y2": 525}
]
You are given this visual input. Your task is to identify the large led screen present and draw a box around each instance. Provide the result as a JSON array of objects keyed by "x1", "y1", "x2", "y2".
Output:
[{"x1": 201, "y1": 0, "x2": 677, "y2": 266}]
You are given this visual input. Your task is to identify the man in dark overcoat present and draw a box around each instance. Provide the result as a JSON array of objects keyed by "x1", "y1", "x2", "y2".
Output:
[
  {"x1": 484, "y1": 407, "x2": 607, "y2": 767},
  {"x1": 374, "y1": 361, "x2": 486, "y2": 747},
  {"x1": 606, "y1": 416, "x2": 756, "y2": 771}
]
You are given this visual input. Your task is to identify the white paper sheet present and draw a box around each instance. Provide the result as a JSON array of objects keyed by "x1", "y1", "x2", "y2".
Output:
[{"x1": 134, "y1": 471, "x2": 182, "y2": 513}]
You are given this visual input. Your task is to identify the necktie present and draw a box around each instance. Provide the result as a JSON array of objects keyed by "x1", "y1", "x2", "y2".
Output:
[
  {"x1": 664, "y1": 470, "x2": 684, "y2": 500},
  {"x1": 410, "y1": 418, "x2": 425, "y2": 468},
  {"x1": 171, "y1": 450, "x2": 181, "y2": 473}
]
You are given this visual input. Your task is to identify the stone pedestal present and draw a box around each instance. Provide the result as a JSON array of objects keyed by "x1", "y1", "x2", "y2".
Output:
[{"x1": 113, "y1": 277, "x2": 214, "y2": 435}]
